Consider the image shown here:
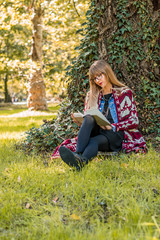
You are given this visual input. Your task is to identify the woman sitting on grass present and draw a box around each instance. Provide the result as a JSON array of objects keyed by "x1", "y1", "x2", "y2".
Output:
[{"x1": 53, "y1": 60, "x2": 146, "y2": 170}]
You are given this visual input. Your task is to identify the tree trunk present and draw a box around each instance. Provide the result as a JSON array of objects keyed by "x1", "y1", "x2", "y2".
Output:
[
  {"x1": 27, "y1": 5, "x2": 48, "y2": 111},
  {"x1": 4, "y1": 39, "x2": 12, "y2": 103},
  {"x1": 4, "y1": 72, "x2": 12, "y2": 103}
]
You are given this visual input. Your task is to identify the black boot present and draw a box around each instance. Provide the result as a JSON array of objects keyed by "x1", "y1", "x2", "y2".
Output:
[{"x1": 59, "y1": 146, "x2": 87, "y2": 170}]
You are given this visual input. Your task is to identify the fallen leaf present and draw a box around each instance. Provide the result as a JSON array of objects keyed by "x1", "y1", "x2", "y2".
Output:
[
  {"x1": 5, "y1": 168, "x2": 10, "y2": 172},
  {"x1": 70, "y1": 214, "x2": 80, "y2": 220},
  {"x1": 25, "y1": 203, "x2": 31, "y2": 209},
  {"x1": 53, "y1": 197, "x2": 59, "y2": 203},
  {"x1": 17, "y1": 176, "x2": 21, "y2": 182},
  {"x1": 121, "y1": 163, "x2": 129, "y2": 168},
  {"x1": 140, "y1": 222, "x2": 155, "y2": 226}
]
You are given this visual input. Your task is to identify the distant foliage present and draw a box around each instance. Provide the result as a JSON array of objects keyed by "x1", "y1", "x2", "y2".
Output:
[{"x1": 0, "y1": 0, "x2": 89, "y2": 100}]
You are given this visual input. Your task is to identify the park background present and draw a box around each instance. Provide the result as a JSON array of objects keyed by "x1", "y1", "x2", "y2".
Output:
[{"x1": 0, "y1": 0, "x2": 160, "y2": 239}]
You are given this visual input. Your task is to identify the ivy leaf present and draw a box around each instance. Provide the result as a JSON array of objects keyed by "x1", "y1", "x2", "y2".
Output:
[{"x1": 120, "y1": 28, "x2": 126, "y2": 34}]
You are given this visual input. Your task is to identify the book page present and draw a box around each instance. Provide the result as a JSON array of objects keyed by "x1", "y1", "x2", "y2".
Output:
[
  {"x1": 73, "y1": 112, "x2": 84, "y2": 124},
  {"x1": 73, "y1": 108, "x2": 111, "y2": 127},
  {"x1": 85, "y1": 108, "x2": 111, "y2": 126}
]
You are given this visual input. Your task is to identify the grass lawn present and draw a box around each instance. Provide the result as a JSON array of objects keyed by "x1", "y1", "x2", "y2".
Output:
[
  {"x1": 0, "y1": 104, "x2": 160, "y2": 240},
  {"x1": 0, "y1": 102, "x2": 60, "y2": 116}
]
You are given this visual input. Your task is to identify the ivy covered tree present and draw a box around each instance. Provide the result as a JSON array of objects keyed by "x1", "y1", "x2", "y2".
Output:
[
  {"x1": 23, "y1": 0, "x2": 160, "y2": 153},
  {"x1": 97, "y1": 0, "x2": 160, "y2": 135}
]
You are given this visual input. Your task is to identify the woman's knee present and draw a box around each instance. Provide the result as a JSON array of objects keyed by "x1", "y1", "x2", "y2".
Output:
[
  {"x1": 83, "y1": 114, "x2": 96, "y2": 125},
  {"x1": 88, "y1": 138, "x2": 98, "y2": 149}
]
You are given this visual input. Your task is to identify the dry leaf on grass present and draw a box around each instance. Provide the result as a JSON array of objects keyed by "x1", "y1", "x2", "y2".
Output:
[
  {"x1": 70, "y1": 214, "x2": 80, "y2": 220},
  {"x1": 17, "y1": 176, "x2": 21, "y2": 182},
  {"x1": 4, "y1": 168, "x2": 10, "y2": 172},
  {"x1": 140, "y1": 222, "x2": 155, "y2": 226},
  {"x1": 121, "y1": 163, "x2": 129, "y2": 168},
  {"x1": 53, "y1": 197, "x2": 59, "y2": 203},
  {"x1": 25, "y1": 203, "x2": 31, "y2": 209}
]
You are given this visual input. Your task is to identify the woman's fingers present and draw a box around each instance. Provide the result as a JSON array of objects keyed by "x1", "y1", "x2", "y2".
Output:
[
  {"x1": 100, "y1": 125, "x2": 112, "y2": 130},
  {"x1": 71, "y1": 112, "x2": 81, "y2": 126},
  {"x1": 71, "y1": 112, "x2": 74, "y2": 119},
  {"x1": 71, "y1": 113, "x2": 76, "y2": 122}
]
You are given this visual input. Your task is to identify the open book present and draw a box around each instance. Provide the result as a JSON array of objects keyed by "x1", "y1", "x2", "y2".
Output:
[{"x1": 73, "y1": 108, "x2": 111, "y2": 127}]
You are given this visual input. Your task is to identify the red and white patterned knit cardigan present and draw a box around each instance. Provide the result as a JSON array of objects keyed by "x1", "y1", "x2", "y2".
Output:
[{"x1": 52, "y1": 88, "x2": 147, "y2": 158}]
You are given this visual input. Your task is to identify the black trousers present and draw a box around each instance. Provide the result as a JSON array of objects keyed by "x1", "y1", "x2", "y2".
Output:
[{"x1": 76, "y1": 115, "x2": 124, "y2": 161}]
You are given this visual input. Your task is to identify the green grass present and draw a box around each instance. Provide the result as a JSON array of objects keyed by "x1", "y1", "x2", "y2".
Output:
[
  {"x1": 0, "y1": 104, "x2": 160, "y2": 240},
  {"x1": 0, "y1": 116, "x2": 54, "y2": 133}
]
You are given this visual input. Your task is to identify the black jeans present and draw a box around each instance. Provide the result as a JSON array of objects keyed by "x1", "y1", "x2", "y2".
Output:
[{"x1": 76, "y1": 115, "x2": 124, "y2": 161}]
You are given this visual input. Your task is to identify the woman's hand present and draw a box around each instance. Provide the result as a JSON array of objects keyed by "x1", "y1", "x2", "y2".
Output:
[
  {"x1": 71, "y1": 112, "x2": 82, "y2": 127},
  {"x1": 100, "y1": 125, "x2": 112, "y2": 130}
]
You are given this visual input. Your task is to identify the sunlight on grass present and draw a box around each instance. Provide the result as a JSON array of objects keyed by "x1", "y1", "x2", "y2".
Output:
[
  {"x1": 0, "y1": 108, "x2": 28, "y2": 115},
  {"x1": 0, "y1": 103, "x2": 27, "y2": 115},
  {"x1": 0, "y1": 131, "x2": 26, "y2": 140},
  {"x1": 0, "y1": 116, "x2": 55, "y2": 134},
  {"x1": 0, "y1": 104, "x2": 160, "y2": 240}
]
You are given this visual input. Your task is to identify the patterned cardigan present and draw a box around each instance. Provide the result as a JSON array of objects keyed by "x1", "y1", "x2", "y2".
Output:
[
  {"x1": 97, "y1": 88, "x2": 146, "y2": 153},
  {"x1": 52, "y1": 88, "x2": 147, "y2": 158}
]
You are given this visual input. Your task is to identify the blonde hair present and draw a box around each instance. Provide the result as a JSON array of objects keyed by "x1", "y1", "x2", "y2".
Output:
[{"x1": 87, "y1": 60, "x2": 126, "y2": 109}]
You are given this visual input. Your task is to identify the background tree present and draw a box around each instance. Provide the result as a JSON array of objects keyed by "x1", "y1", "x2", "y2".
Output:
[
  {"x1": 42, "y1": 0, "x2": 89, "y2": 98},
  {"x1": 0, "y1": 0, "x2": 89, "y2": 103},
  {"x1": 27, "y1": 0, "x2": 48, "y2": 110},
  {"x1": 27, "y1": 0, "x2": 89, "y2": 110}
]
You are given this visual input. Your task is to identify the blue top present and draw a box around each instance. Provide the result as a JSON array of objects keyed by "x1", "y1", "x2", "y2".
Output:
[{"x1": 98, "y1": 94, "x2": 118, "y2": 132}]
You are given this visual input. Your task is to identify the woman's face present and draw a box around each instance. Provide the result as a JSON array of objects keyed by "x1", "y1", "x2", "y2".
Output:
[{"x1": 94, "y1": 73, "x2": 109, "y2": 89}]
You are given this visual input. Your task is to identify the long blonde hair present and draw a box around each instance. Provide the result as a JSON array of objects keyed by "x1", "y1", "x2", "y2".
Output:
[{"x1": 87, "y1": 60, "x2": 126, "y2": 109}]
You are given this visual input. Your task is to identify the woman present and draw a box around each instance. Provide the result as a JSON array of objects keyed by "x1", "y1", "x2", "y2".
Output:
[{"x1": 55, "y1": 60, "x2": 146, "y2": 170}]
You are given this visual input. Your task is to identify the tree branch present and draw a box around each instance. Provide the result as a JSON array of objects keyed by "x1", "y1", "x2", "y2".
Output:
[
  {"x1": 31, "y1": 0, "x2": 35, "y2": 8},
  {"x1": 72, "y1": 0, "x2": 80, "y2": 17}
]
